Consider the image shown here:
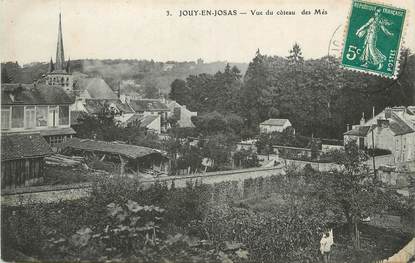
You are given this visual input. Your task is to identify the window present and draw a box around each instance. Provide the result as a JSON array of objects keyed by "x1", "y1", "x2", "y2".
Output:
[
  {"x1": 59, "y1": 105, "x2": 69, "y2": 125},
  {"x1": 48, "y1": 135, "x2": 66, "y2": 146},
  {"x1": 25, "y1": 106, "x2": 36, "y2": 128},
  {"x1": 49, "y1": 106, "x2": 58, "y2": 127},
  {"x1": 1, "y1": 107, "x2": 10, "y2": 130},
  {"x1": 36, "y1": 106, "x2": 48, "y2": 127},
  {"x1": 11, "y1": 106, "x2": 24, "y2": 128}
]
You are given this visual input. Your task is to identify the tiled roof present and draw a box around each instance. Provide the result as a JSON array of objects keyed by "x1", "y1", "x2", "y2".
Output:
[
  {"x1": 126, "y1": 114, "x2": 159, "y2": 128},
  {"x1": 140, "y1": 115, "x2": 159, "y2": 127},
  {"x1": 128, "y1": 99, "x2": 169, "y2": 112},
  {"x1": 344, "y1": 126, "x2": 372, "y2": 136},
  {"x1": 60, "y1": 137, "x2": 166, "y2": 159},
  {"x1": 260, "y1": 118, "x2": 290, "y2": 126},
  {"x1": 75, "y1": 78, "x2": 117, "y2": 99},
  {"x1": 1, "y1": 133, "x2": 52, "y2": 161},
  {"x1": 389, "y1": 113, "x2": 414, "y2": 135},
  {"x1": 1, "y1": 83, "x2": 73, "y2": 105},
  {"x1": 84, "y1": 99, "x2": 134, "y2": 114}
]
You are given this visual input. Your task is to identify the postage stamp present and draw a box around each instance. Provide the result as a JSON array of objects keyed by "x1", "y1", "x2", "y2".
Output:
[{"x1": 341, "y1": 0, "x2": 406, "y2": 78}]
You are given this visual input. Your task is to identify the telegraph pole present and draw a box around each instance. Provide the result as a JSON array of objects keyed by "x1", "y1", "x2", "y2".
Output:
[{"x1": 371, "y1": 126, "x2": 376, "y2": 177}]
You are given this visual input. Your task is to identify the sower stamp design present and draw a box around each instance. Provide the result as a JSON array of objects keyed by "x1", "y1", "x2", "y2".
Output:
[{"x1": 341, "y1": 0, "x2": 406, "y2": 78}]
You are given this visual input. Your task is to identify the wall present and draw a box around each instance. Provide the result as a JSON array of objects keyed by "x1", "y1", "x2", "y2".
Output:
[
  {"x1": 1, "y1": 167, "x2": 284, "y2": 206},
  {"x1": 281, "y1": 158, "x2": 341, "y2": 172}
]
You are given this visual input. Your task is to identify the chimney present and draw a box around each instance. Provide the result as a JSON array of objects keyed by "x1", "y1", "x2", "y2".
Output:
[
  {"x1": 347, "y1": 124, "x2": 350, "y2": 131},
  {"x1": 385, "y1": 107, "x2": 392, "y2": 119},
  {"x1": 117, "y1": 81, "x2": 121, "y2": 99},
  {"x1": 360, "y1": 112, "x2": 365, "y2": 125}
]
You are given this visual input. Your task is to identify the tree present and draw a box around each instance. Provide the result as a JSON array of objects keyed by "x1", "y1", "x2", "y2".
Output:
[
  {"x1": 169, "y1": 79, "x2": 189, "y2": 105},
  {"x1": 1, "y1": 67, "x2": 11, "y2": 83},
  {"x1": 143, "y1": 80, "x2": 159, "y2": 99},
  {"x1": 241, "y1": 49, "x2": 272, "y2": 130},
  {"x1": 312, "y1": 141, "x2": 406, "y2": 248},
  {"x1": 287, "y1": 42, "x2": 304, "y2": 64}
]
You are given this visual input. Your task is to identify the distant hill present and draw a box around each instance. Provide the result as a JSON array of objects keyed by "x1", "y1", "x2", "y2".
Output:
[{"x1": 1, "y1": 59, "x2": 248, "y2": 95}]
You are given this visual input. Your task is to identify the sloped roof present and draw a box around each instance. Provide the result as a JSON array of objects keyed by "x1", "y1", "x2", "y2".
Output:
[
  {"x1": 125, "y1": 114, "x2": 159, "y2": 128},
  {"x1": 260, "y1": 118, "x2": 290, "y2": 126},
  {"x1": 75, "y1": 78, "x2": 117, "y2": 99},
  {"x1": 84, "y1": 99, "x2": 134, "y2": 114},
  {"x1": 1, "y1": 133, "x2": 52, "y2": 161},
  {"x1": 344, "y1": 126, "x2": 372, "y2": 136},
  {"x1": 128, "y1": 99, "x2": 169, "y2": 112},
  {"x1": 1, "y1": 84, "x2": 73, "y2": 105},
  {"x1": 389, "y1": 113, "x2": 414, "y2": 135},
  {"x1": 60, "y1": 137, "x2": 165, "y2": 159},
  {"x1": 140, "y1": 115, "x2": 159, "y2": 127}
]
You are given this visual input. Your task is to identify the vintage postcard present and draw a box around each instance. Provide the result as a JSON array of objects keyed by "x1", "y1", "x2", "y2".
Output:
[{"x1": 1, "y1": 0, "x2": 415, "y2": 262}]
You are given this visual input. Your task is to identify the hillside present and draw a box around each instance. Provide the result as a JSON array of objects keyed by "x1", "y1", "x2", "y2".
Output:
[{"x1": 1, "y1": 59, "x2": 248, "y2": 96}]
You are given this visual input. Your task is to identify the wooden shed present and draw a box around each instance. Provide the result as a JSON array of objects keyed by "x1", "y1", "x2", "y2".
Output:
[
  {"x1": 1, "y1": 133, "x2": 52, "y2": 189},
  {"x1": 59, "y1": 138, "x2": 169, "y2": 176}
]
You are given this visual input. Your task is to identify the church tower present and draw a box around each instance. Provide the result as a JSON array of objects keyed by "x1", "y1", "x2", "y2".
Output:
[{"x1": 46, "y1": 13, "x2": 73, "y2": 92}]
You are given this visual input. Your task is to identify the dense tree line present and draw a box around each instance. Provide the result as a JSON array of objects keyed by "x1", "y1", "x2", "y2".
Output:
[{"x1": 169, "y1": 47, "x2": 414, "y2": 139}]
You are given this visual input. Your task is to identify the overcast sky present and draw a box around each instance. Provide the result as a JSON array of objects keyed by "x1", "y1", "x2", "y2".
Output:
[{"x1": 1, "y1": 0, "x2": 414, "y2": 64}]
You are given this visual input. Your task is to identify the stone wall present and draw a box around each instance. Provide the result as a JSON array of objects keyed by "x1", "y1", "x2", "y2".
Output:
[{"x1": 2, "y1": 167, "x2": 285, "y2": 206}]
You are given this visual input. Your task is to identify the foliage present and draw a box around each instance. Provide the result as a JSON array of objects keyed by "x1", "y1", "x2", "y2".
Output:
[
  {"x1": 255, "y1": 129, "x2": 310, "y2": 154},
  {"x1": 232, "y1": 149, "x2": 260, "y2": 168},
  {"x1": 74, "y1": 110, "x2": 162, "y2": 149},
  {"x1": 192, "y1": 111, "x2": 244, "y2": 136},
  {"x1": 310, "y1": 141, "x2": 409, "y2": 246},
  {"x1": 169, "y1": 78, "x2": 189, "y2": 105}
]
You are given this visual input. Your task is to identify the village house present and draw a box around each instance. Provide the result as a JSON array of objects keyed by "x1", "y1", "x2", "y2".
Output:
[
  {"x1": 1, "y1": 133, "x2": 52, "y2": 189},
  {"x1": 71, "y1": 98, "x2": 135, "y2": 124},
  {"x1": 123, "y1": 114, "x2": 161, "y2": 134},
  {"x1": 127, "y1": 99, "x2": 170, "y2": 132},
  {"x1": 260, "y1": 118, "x2": 293, "y2": 134},
  {"x1": 344, "y1": 106, "x2": 415, "y2": 164},
  {"x1": 166, "y1": 100, "x2": 197, "y2": 128},
  {"x1": 1, "y1": 83, "x2": 76, "y2": 147}
]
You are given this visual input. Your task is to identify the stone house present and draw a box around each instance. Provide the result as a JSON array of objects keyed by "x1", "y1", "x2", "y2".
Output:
[
  {"x1": 344, "y1": 106, "x2": 415, "y2": 164},
  {"x1": 260, "y1": 118, "x2": 292, "y2": 133}
]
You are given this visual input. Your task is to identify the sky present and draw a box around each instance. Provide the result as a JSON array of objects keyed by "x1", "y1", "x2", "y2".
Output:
[{"x1": 1, "y1": 0, "x2": 414, "y2": 65}]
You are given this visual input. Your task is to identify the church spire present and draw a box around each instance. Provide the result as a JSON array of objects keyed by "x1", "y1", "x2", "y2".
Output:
[
  {"x1": 55, "y1": 13, "x2": 65, "y2": 71},
  {"x1": 48, "y1": 57, "x2": 54, "y2": 72}
]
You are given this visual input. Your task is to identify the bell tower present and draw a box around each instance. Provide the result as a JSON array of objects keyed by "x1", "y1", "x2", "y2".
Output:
[{"x1": 46, "y1": 13, "x2": 73, "y2": 93}]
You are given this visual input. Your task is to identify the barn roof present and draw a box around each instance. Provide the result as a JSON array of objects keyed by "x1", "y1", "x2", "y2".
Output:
[
  {"x1": 1, "y1": 133, "x2": 52, "y2": 161},
  {"x1": 60, "y1": 137, "x2": 166, "y2": 159}
]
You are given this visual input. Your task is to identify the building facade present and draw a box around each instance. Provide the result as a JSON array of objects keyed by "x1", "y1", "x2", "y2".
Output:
[
  {"x1": 167, "y1": 100, "x2": 197, "y2": 128},
  {"x1": 1, "y1": 84, "x2": 76, "y2": 147},
  {"x1": 260, "y1": 119, "x2": 292, "y2": 133},
  {"x1": 344, "y1": 107, "x2": 415, "y2": 164}
]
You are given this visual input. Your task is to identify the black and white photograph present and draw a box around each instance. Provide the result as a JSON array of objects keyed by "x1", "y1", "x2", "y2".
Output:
[{"x1": 1, "y1": 0, "x2": 415, "y2": 262}]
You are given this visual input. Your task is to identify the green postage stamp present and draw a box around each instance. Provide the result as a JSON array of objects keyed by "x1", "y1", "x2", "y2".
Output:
[{"x1": 341, "y1": 0, "x2": 406, "y2": 78}]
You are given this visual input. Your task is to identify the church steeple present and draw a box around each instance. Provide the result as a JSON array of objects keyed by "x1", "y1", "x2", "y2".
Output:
[
  {"x1": 55, "y1": 13, "x2": 65, "y2": 71},
  {"x1": 48, "y1": 57, "x2": 54, "y2": 72}
]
